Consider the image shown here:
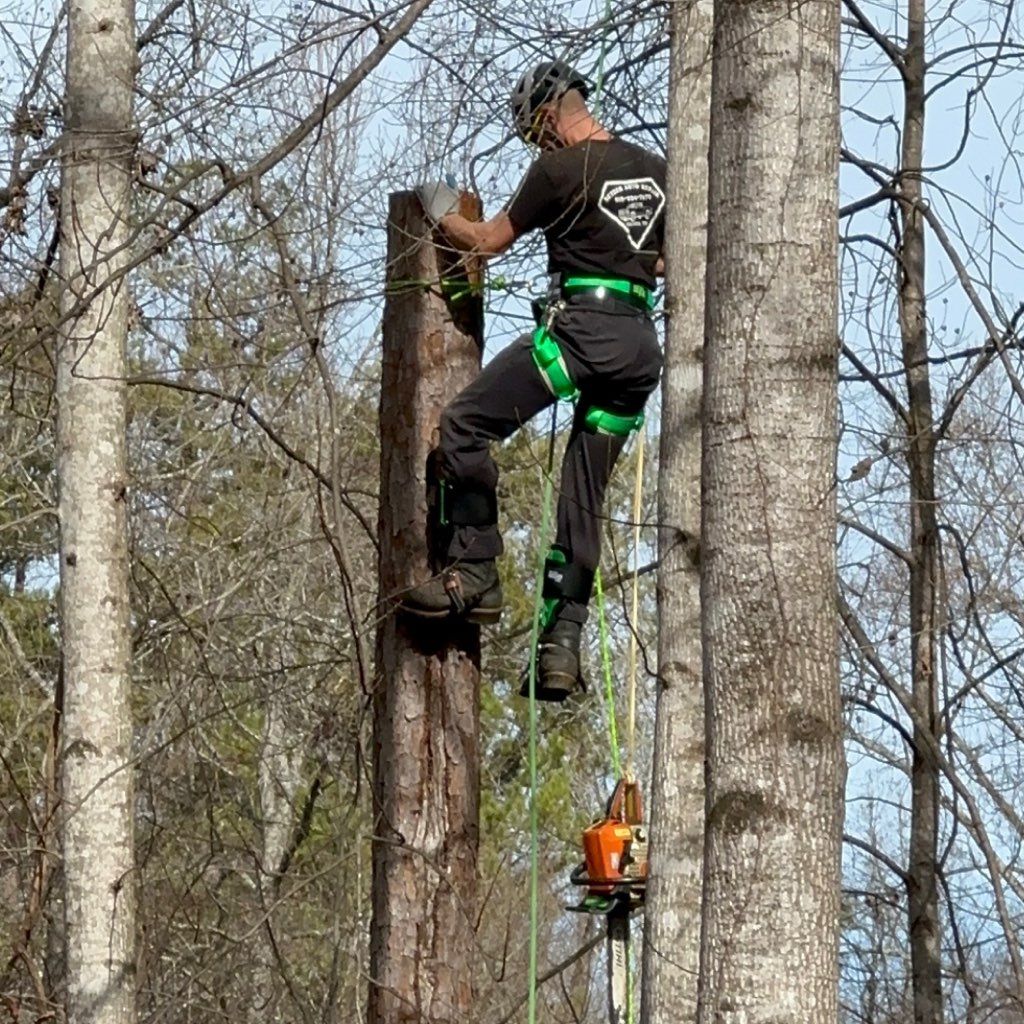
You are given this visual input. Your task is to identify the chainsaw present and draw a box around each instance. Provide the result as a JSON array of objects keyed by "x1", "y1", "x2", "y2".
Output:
[{"x1": 567, "y1": 778, "x2": 648, "y2": 916}]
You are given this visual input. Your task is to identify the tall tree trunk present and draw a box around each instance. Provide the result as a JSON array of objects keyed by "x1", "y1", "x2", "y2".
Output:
[
  {"x1": 250, "y1": 686, "x2": 304, "y2": 1023},
  {"x1": 56, "y1": 0, "x2": 137, "y2": 1021},
  {"x1": 899, "y1": 3, "x2": 943, "y2": 1021},
  {"x1": 697, "y1": 1, "x2": 842, "y2": 1021},
  {"x1": 368, "y1": 192, "x2": 483, "y2": 1024},
  {"x1": 642, "y1": 2, "x2": 712, "y2": 1021}
]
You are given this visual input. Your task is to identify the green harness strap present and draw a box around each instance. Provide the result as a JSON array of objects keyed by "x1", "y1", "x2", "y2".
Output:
[
  {"x1": 562, "y1": 275, "x2": 655, "y2": 310},
  {"x1": 585, "y1": 407, "x2": 645, "y2": 437},
  {"x1": 532, "y1": 323, "x2": 645, "y2": 437},
  {"x1": 532, "y1": 324, "x2": 579, "y2": 401},
  {"x1": 531, "y1": 276, "x2": 653, "y2": 438}
]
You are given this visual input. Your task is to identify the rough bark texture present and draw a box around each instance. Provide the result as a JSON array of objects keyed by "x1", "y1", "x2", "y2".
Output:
[
  {"x1": 56, "y1": 0, "x2": 137, "y2": 1021},
  {"x1": 697, "y1": 2, "x2": 843, "y2": 1021},
  {"x1": 899, "y1": 4, "x2": 943, "y2": 1021},
  {"x1": 368, "y1": 192, "x2": 483, "y2": 1024},
  {"x1": 641, "y1": 2, "x2": 712, "y2": 1021}
]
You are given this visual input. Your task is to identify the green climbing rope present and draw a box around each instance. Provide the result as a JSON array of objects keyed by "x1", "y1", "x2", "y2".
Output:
[
  {"x1": 524, "y1": 4, "x2": 632, "y2": 1018},
  {"x1": 525, "y1": 408, "x2": 557, "y2": 1024}
]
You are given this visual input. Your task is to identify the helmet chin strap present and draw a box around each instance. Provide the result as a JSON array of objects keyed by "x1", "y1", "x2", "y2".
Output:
[{"x1": 532, "y1": 106, "x2": 569, "y2": 151}]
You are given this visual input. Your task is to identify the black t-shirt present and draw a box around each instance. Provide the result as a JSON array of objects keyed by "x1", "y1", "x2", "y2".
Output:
[{"x1": 506, "y1": 138, "x2": 667, "y2": 288}]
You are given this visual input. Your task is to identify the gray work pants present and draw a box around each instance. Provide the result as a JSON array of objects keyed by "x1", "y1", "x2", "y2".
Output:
[{"x1": 438, "y1": 295, "x2": 662, "y2": 624}]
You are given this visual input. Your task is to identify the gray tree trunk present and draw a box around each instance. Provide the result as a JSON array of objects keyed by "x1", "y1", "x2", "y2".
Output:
[
  {"x1": 56, "y1": 0, "x2": 137, "y2": 1021},
  {"x1": 250, "y1": 688, "x2": 304, "y2": 1023},
  {"x1": 697, "y1": 1, "x2": 843, "y2": 1021},
  {"x1": 641, "y1": 2, "x2": 712, "y2": 1021},
  {"x1": 899, "y1": 4, "x2": 943, "y2": 1021}
]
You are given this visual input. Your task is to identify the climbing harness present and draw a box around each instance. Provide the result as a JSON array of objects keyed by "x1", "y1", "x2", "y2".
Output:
[
  {"x1": 585, "y1": 406, "x2": 644, "y2": 437},
  {"x1": 563, "y1": 274, "x2": 655, "y2": 311},
  {"x1": 530, "y1": 276, "x2": 651, "y2": 437}
]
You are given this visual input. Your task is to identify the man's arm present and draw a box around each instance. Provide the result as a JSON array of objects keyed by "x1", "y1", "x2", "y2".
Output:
[
  {"x1": 438, "y1": 210, "x2": 518, "y2": 258},
  {"x1": 655, "y1": 255, "x2": 665, "y2": 277}
]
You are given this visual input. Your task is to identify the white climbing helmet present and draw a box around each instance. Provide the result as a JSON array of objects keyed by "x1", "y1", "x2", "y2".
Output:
[{"x1": 510, "y1": 60, "x2": 591, "y2": 141}]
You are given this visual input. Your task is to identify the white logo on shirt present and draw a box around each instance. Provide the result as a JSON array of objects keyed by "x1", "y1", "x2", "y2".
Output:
[{"x1": 598, "y1": 177, "x2": 666, "y2": 250}]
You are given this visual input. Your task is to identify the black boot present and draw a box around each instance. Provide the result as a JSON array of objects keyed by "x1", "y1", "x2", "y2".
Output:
[
  {"x1": 519, "y1": 546, "x2": 591, "y2": 702},
  {"x1": 520, "y1": 618, "x2": 584, "y2": 702},
  {"x1": 400, "y1": 559, "x2": 504, "y2": 625}
]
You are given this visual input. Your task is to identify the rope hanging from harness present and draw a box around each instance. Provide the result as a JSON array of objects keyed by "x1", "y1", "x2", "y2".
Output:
[{"x1": 525, "y1": 274, "x2": 652, "y2": 1024}]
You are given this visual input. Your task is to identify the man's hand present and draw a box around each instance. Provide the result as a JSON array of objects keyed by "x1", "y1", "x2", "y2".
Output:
[
  {"x1": 439, "y1": 210, "x2": 517, "y2": 258},
  {"x1": 418, "y1": 181, "x2": 461, "y2": 223},
  {"x1": 417, "y1": 182, "x2": 518, "y2": 258}
]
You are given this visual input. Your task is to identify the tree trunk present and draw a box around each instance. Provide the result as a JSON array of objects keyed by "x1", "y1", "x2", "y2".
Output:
[
  {"x1": 697, "y1": 1, "x2": 842, "y2": 1021},
  {"x1": 56, "y1": 0, "x2": 137, "y2": 1021},
  {"x1": 250, "y1": 687, "x2": 304, "y2": 1023},
  {"x1": 368, "y1": 192, "x2": 483, "y2": 1024},
  {"x1": 899, "y1": 3, "x2": 943, "y2": 1021},
  {"x1": 642, "y1": 2, "x2": 712, "y2": 1021}
]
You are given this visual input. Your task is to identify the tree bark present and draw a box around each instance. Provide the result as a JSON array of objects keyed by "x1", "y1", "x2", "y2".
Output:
[
  {"x1": 368, "y1": 192, "x2": 483, "y2": 1024},
  {"x1": 899, "y1": 3, "x2": 943, "y2": 1021},
  {"x1": 641, "y1": 2, "x2": 712, "y2": 1021},
  {"x1": 697, "y1": 1, "x2": 843, "y2": 1021},
  {"x1": 56, "y1": 0, "x2": 137, "y2": 1021}
]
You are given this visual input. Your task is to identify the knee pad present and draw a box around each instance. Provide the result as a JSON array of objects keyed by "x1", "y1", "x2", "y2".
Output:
[
  {"x1": 541, "y1": 546, "x2": 594, "y2": 628},
  {"x1": 439, "y1": 480, "x2": 498, "y2": 528},
  {"x1": 426, "y1": 451, "x2": 497, "y2": 565}
]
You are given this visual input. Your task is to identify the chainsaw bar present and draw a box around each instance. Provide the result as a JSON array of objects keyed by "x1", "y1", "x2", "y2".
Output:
[{"x1": 607, "y1": 906, "x2": 631, "y2": 1024}]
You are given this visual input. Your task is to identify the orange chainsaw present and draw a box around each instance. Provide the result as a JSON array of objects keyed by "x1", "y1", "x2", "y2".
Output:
[{"x1": 568, "y1": 778, "x2": 648, "y2": 915}]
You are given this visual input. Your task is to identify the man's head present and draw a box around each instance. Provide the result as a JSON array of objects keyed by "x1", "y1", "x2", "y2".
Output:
[{"x1": 511, "y1": 61, "x2": 592, "y2": 147}]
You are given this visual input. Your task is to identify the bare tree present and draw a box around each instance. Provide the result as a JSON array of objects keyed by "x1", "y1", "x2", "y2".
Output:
[
  {"x1": 839, "y1": 2, "x2": 1024, "y2": 1019},
  {"x1": 56, "y1": 0, "x2": 137, "y2": 1021},
  {"x1": 697, "y1": 1, "x2": 843, "y2": 1020},
  {"x1": 897, "y1": 5, "x2": 944, "y2": 1021},
  {"x1": 369, "y1": 193, "x2": 483, "y2": 1024}
]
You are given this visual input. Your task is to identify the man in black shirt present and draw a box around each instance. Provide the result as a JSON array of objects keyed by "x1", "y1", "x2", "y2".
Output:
[{"x1": 401, "y1": 61, "x2": 666, "y2": 701}]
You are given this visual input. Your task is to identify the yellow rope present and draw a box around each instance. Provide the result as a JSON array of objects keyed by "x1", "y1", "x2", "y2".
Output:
[{"x1": 625, "y1": 425, "x2": 645, "y2": 784}]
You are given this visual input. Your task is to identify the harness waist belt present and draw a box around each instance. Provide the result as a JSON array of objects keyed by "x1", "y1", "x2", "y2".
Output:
[{"x1": 561, "y1": 275, "x2": 655, "y2": 311}]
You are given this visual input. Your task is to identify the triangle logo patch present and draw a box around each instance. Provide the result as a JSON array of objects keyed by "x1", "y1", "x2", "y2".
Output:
[{"x1": 598, "y1": 177, "x2": 666, "y2": 250}]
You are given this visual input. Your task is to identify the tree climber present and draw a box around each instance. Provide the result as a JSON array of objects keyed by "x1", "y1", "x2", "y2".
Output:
[{"x1": 401, "y1": 60, "x2": 667, "y2": 701}]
